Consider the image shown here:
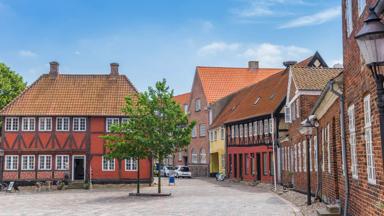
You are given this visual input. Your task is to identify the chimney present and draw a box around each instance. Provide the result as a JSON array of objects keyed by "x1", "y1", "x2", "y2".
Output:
[
  {"x1": 49, "y1": 61, "x2": 59, "y2": 79},
  {"x1": 283, "y1": 61, "x2": 297, "y2": 68},
  {"x1": 110, "y1": 63, "x2": 119, "y2": 76},
  {"x1": 248, "y1": 61, "x2": 259, "y2": 71}
]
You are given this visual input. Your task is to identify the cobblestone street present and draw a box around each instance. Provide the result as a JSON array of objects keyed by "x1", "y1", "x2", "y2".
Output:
[{"x1": 0, "y1": 178, "x2": 299, "y2": 216}]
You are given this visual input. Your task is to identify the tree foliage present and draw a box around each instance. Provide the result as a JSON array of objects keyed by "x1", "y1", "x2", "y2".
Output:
[
  {"x1": 102, "y1": 79, "x2": 194, "y2": 194},
  {"x1": 0, "y1": 63, "x2": 26, "y2": 110}
]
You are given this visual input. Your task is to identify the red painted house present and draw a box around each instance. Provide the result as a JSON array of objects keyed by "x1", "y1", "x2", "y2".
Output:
[
  {"x1": 211, "y1": 69, "x2": 289, "y2": 183},
  {"x1": 0, "y1": 62, "x2": 152, "y2": 184}
]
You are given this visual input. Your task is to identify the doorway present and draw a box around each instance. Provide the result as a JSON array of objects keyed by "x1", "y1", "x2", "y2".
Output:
[
  {"x1": 256, "y1": 153, "x2": 261, "y2": 181},
  {"x1": 234, "y1": 154, "x2": 237, "y2": 178},
  {"x1": 183, "y1": 156, "x2": 188, "y2": 166},
  {"x1": 72, "y1": 155, "x2": 85, "y2": 181},
  {"x1": 239, "y1": 154, "x2": 243, "y2": 180}
]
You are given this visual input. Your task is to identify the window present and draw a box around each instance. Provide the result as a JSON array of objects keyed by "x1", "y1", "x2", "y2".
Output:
[
  {"x1": 73, "y1": 117, "x2": 86, "y2": 131},
  {"x1": 269, "y1": 118, "x2": 273, "y2": 134},
  {"x1": 263, "y1": 153, "x2": 268, "y2": 176},
  {"x1": 248, "y1": 123, "x2": 252, "y2": 137},
  {"x1": 358, "y1": 0, "x2": 366, "y2": 16},
  {"x1": 125, "y1": 158, "x2": 137, "y2": 171},
  {"x1": 56, "y1": 117, "x2": 70, "y2": 131},
  {"x1": 5, "y1": 117, "x2": 19, "y2": 131},
  {"x1": 39, "y1": 117, "x2": 52, "y2": 131},
  {"x1": 21, "y1": 155, "x2": 35, "y2": 170},
  {"x1": 183, "y1": 104, "x2": 189, "y2": 114},
  {"x1": 199, "y1": 124, "x2": 206, "y2": 137},
  {"x1": 322, "y1": 128, "x2": 325, "y2": 171},
  {"x1": 303, "y1": 141, "x2": 307, "y2": 172},
  {"x1": 270, "y1": 152, "x2": 274, "y2": 176},
  {"x1": 195, "y1": 98, "x2": 201, "y2": 112},
  {"x1": 244, "y1": 124, "x2": 248, "y2": 138},
  {"x1": 191, "y1": 149, "x2": 198, "y2": 163},
  {"x1": 285, "y1": 106, "x2": 291, "y2": 123},
  {"x1": 192, "y1": 125, "x2": 197, "y2": 138},
  {"x1": 327, "y1": 124, "x2": 331, "y2": 173},
  {"x1": 235, "y1": 125, "x2": 239, "y2": 137},
  {"x1": 282, "y1": 148, "x2": 285, "y2": 171},
  {"x1": 264, "y1": 119, "x2": 269, "y2": 135},
  {"x1": 106, "y1": 118, "x2": 119, "y2": 132},
  {"x1": 298, "y1": 143, "x2": 302, "y2": 172},
  {"x1": 253, "y1": 122, "x2": 257, "y2": 136},
  {"x1": 5, "y1": 155, "x2": 18, "y2": 170},
  {"x1": 221, "y1": 127, "x2": 225, "y2": 140},
  {"x1": 39, "y1": 155, "x2": 52, "y2": 170},
  {"x1": 294, "y1": 144, "x2": 297, "y2": 172},
  {"x1": 364, "y1": 95, "x2": 376, "y2": 184},
  {"x1": 239, "y1": 124, "x2": 243, "y2": 138},
  {"x1": 288, "y1": 147, "x2": 291, "y2": 171},
  {"x1": 209, "y1": 110, "x2": 213, "y2": 125},
  {"x1": 56, "y1": 155, "x2": 69, "y2": 170},
  {"x1": 178, "y1": 151, "x2": 183, "y2": 161},
  {"x1": 346, "y1": 0, "x2": 353, "y2": 36},
  {"x1": 251, "y1": 153, "x2": 255, "y2": 175},
  {"x1": 214, "y1": 130, "x2": 217, "y2": 140},
  {"x1": 200, "y1": 148, "x2": 206, "y2": 164},
  {"x1": 348, "y1": 105, "x2": 358, "y2": 179},
  {"x1": 314, "y1": 136, "x2": 318, "y2": 172},
  {"x1": 102, "y1": 156, "x2": 115, "y2": 171},
  {"x1": 296, "y1": 99, "x2": 300, "y2": 118},
  {"x1": 231, "y1": 126, "x2": 234, "y2": 138},
  {"x1": 209, "y1": 131, "x2": 212, "y2": 142},
  {"x1": 245, "y1": 153, "x2": 249, "y2": 175},
  {"x1": 121, "y1": 118, "x2": 129, "y2": 124},
  {"x1": 291, "y1": 102, "x2": 296, "y2": 121},
  {"x1": 22, "y1": 117, "x2": 35, "y2": 131},
  {"x1": 259, "y1": 121, "x2": 263, "y2": 135}
]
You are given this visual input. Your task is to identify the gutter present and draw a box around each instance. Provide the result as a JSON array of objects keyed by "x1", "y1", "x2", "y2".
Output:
[{"x1": 328, "y1": 80, "x2": 349, "y2": 216}]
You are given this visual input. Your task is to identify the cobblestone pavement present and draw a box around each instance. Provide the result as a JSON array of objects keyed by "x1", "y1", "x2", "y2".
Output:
[{"x1": 0, "y1": 178, "x2": 300, "y2": 216}]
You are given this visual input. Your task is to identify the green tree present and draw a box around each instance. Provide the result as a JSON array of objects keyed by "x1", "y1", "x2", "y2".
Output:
[
  {"x1": 0, "y1": 63, "x2": 26, "y2": 128},
  {"x1": 102, "y1": 79, "x2": 194, "y2": 194}
]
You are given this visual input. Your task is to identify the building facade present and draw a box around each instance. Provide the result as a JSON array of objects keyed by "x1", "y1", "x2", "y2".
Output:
[
  {"x1": 0, "y1": 62, "x2": 152, "y2": 184},
  {"x1": 173, "y1": 92, "x2": 191, "y2": 167}
]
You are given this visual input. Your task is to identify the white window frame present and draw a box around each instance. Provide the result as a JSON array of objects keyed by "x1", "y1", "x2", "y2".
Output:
[
  {"x1": 269, "y1": 118, "x2": 273, "y2": 134},
  {"x1": 285, "y1": 106, "x2": 291, "y2": 123},
  {"x1": 314, "y1": 136, "x2": 318, "y2": 172},
  {"x1": 192, "y1": 125, "x2": 197, "y2": 138},
  {"x1": 294, "y1": 144, "x2": 297, "y2": 172},
  {"x1": 364, "y1": 95, "x2": 376, "y2": 184},
  {"x1": 56, "y1": 117, "x2": 70, "y2": 131},
  {"x1": 73, "y1": 117, "x2": 87, "y2": 132},
  {"x1": 298, "y1": 142, "x2": 302, "y2": 172},
  {"x1": 56, "y1": 155, "x2": 69, "y2": 170},
  {"x1": 327, "y1": 124, "x2": 331, "y2": 173},
  {"x1": 259, "y1": 121, "x2": 263, "y2": 135},
  {"x1": 125, "y1": 158, "x2": 138, "y2": 171},
  {"x1": 264, "y1": 119, "x2": 269, "y2": 135},
  {"x1": 199, "y1": 124, "x2": 206, "y2": 137},
  {"x1": 348, "y1": 105, "x2": 358, "y2": 179},
  {"x1": 21, "y1": 155, "x2": 35, "y2": 170},
  {"x1": 106, "y1": 118, "x2": 119, "y2": 133},
  {"x1": 296, "y1": 99, "x2": 300, "y2": 118},
  {"x1": 244, "y1": 124, "x2": 248, "y2": 138},
  {"x1": 102, "y1": 156, "x2": 115, "y2": 171},
  {"x1": 322, "y1": 128, "x2": 325, "y2": 172},
  {"x1": 191, "y1": 149, "x2": 198, "y2": 164},
  {"x1": 195, "y1": 98, "x2": 201, "y2": 112},
  {"x1": 183, "y1": 104, "x2": 189, "y2": 114},
  {"x1": 5, "y1": 117, "x2": 19, "y2": 131},
  {"x1": 248, "y1": 123, "x2": 252, "y2": 137},
  {"x1": 309, "y1": 139, "x2": 313, "y2": 172},
  {"x1": 200, "y1": 148, "x2": 207, "y2": 164},
  {"x1": 39, "y1": 117, "x2": 52, "y2": 131},
  {"x1": 22, "y1": 117, "x2": 35, "y2": 131},
  {"x1": 38, "y1": 155, "x2": 52, "y2": 170},
  {"x1": 282, "y1": 147, "x2": 285, "y2": 171},
  {"x1": 221, "y1": 127, "x2": 225, "y2": 140},
  {"x1": 5, "y1": 155, "x2": 18, "y2": 170},
  {"x1": 303, "y1": 141, "x2": 307, "y2": 172},
  {"x1": 253, "y1": 122, "x2": 257, "y2": 136},
  {"x1": 231, "y1": 126, "x2": 234, "y2": 138},
  {"x1": 346, "y1": 0, "x2": 353, "y2": 36},
  {"x1": 209, "y1": 110, "x2": 213, "y2": 125}
]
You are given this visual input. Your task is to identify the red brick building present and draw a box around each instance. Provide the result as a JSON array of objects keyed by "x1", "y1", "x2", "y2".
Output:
[
  {"x1": 172, "y1": 92, "x2": 191, "y2": 166},
  {"x1": 280, "y1": 55, "x2": 342, "y2": 195},
  {"x1": 340, "y1": 0, "x2": 384, "y2": 215},
  {"x1": 211, "y1": 70, "x2": 288, "y2": 183},
  {"x1": 0, "y1": 62, "x2": 152, "y2": 184},
  {"x1": 187, "y1": 62, "x2": 282, "y2": 176}
]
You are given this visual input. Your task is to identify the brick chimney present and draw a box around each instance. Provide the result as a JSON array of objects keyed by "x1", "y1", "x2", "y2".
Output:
[
  {"x1": 248, "y1": 61, "x2": 259, "y2": 71},
  {"x1": 110, "y1": 63, "x2": 119, "y2": 76},
  {"x1": 49, "y1": 61, "x2": 59, "y2": 79}
]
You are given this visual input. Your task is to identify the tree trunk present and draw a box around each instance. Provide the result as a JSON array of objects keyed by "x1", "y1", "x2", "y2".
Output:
[
  {"x1": 158, "y1": 156, "x2": 162, "y2": 194},
  {"x1": 137, "y1": 158, "x2": 140, "y2": 194}
]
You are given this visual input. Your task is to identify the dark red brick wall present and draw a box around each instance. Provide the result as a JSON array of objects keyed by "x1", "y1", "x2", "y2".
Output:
[{"x1": 342, "y1": 0, "x2": 384, "y2": 215}]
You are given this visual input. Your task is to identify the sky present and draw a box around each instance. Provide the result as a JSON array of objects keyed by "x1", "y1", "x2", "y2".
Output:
[{"x1": 0, "y1": 0, "x2": 342, "y2": 95}]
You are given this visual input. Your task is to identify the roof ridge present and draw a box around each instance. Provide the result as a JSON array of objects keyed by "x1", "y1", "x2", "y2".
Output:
[{"x1": 196, "y1": 66, "x2": 283, "y2": 70}]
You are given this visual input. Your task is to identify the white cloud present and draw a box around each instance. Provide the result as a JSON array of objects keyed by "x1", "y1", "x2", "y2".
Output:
[
  {"x1": 198, "y1": 42, "x2": 241, "y2": 56},
  {"x1": 18, "y1": 50, "x2": 37, "y2": 57},
  {"x1": 242, "y1": 43, "x2": 311, "y2": 67},
  {"x1": 279, "y1": 6, "x2": 341, "y2": 29}
]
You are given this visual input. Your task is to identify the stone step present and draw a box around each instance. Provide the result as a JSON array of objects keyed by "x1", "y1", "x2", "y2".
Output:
[
  {"x1": 66, "y1": 182, "x2": 85, "y2": 190},
  {"x1": 316, "y1": 208, "x2": 340, "y2": 216},
  {"x1": 326, "y1": 204, "x2": 341, "y2": 213}
]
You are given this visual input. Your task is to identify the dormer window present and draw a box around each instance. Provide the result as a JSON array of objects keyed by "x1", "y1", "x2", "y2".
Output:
[{"x1": 195, "y1": 98, "x2": 201, "y2": 112}]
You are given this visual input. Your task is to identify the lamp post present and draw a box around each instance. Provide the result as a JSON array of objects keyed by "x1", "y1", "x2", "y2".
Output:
[
  {"x1": 355, "y1": 6, "x2": 384, "y2": 168},
  {"x1": 299, "y1": 118, "x2": 314, "y2": 206}
]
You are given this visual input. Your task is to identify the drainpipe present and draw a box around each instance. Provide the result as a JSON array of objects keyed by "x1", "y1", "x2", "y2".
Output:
[
  {"x1": 329, "y1": 81, "x2": 349, "y2": 216},
  {"x1": 271, "y1": 113, "x2": 277, "y2": 191}
]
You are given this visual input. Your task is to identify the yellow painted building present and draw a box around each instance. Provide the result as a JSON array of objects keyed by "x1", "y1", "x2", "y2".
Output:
[{"x1": 209, "y1": 126, "x2": 226, "y2": 175}]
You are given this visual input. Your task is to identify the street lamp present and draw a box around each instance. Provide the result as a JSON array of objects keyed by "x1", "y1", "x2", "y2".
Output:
[
  {"x1": 355, "y1": 6, "x2": 384, "y2": 168},
  {"x1": 299, "y1": 118, "x2": 314, "y2": 206}
]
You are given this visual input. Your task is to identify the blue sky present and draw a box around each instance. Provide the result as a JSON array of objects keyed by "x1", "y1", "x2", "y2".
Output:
[{"x1": 0, "y1": 0, "x2": 342, "y2": 95}]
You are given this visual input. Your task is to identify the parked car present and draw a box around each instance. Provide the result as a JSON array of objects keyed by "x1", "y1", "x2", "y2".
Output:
[
  {"x1": 160, "y1": 166, "x2": 175, "y2": 177},
  {"x1": 174, "y1": 166, "x2": 192, "y2": 178}
]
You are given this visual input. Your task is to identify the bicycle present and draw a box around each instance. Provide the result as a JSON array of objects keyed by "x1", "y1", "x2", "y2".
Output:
[{"x1": 215, "y1": 173, "x2": 226, "y2": 181}]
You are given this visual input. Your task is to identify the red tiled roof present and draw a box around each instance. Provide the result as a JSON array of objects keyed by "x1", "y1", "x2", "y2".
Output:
[
  {"x1": 173, "y1": 92, "x2": 190, "y2": 105},
  {"x1": 196, "y1": 66, "x2": 283, "y2": 104},
  {"x1": 211, "y1": 70, "x2": 288, "y2": 127},
  {"x1": 0, "y1": 74, "x2": 138, "y2": 116}
]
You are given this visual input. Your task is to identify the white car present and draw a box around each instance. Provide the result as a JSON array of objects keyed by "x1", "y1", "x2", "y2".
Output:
[
  {"x1": 160, "y1": 166, "x2": 175, "y2": 177},
  {"x1": 175, "y1": 166, "x2": 192, "y2": 178}
]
